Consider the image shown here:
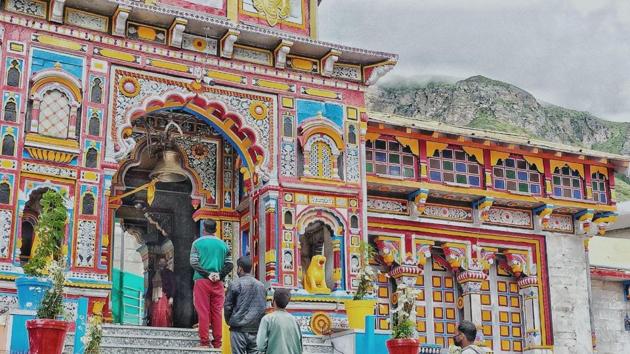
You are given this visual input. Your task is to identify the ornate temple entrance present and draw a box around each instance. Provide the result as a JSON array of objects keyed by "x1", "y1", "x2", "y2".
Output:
[{"x1": 111, "y1": 109, "x2": 246, "y2": 327}]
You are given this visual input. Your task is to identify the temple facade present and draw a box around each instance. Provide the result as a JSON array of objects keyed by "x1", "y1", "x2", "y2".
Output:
[{"x1": 0, "y1": 1, "x2": 628, "y2": 353}]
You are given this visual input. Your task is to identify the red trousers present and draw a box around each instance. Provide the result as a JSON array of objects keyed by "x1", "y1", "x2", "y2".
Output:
[{"x1": 193, "y1": 279, "x2": 224, "y2": 348}]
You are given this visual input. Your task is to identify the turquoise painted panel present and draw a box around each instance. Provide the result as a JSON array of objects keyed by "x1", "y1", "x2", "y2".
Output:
[
  {"x1": 296, "y1": 99, "x2": 344, "y2": 128},
  {"x1": 30, "y1": 48, "x2": 85, "y2": 81},
  {"x1": 112, "y1": 268, "x2": 145, "y2": 325}
]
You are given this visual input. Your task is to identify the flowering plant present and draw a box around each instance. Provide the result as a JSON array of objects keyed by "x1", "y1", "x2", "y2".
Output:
[
  {"x1": 353, "y1": 242, "x2": 377, "y2": 300},
  {"x1": 391, "y1": 284, "x2": 420, "y2": 339},
  {"x1": 82, "y1": 315, "x2": 103, "y2": 354}
]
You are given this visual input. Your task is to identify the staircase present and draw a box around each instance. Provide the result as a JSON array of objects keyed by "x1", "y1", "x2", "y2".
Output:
[
  {"x1": 63, "y1": 324, "x2": 333, "y2": 353},
  {"x1": 64, "y1": 324, "x2": 219, "y2": 354}
]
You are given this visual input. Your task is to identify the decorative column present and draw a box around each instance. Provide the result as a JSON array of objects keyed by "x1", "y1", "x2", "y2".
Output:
[
  {"x1": 456, "y1": 262, "x2": 487, "y2": 330},
  {"x1": 390, "y1": 263, "x2": 422, "y2": 286},
  {"x1": 332, "y1": 236, "x2": 342, "y2": 291},
  {"x1": 29, "y1": 93, "x2": 42, "y2": 132},
  {"x1": 68, "y1": 101, "x2": 80, "y2": 138},
  {"x1": 263, "y1": 192, "x2": 279, "y2": 282},
  {"x1": 518, "y1": 275, "x2": 547, "y2": 353}
]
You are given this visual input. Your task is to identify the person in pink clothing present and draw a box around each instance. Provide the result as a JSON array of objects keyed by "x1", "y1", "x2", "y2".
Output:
[{"x1": 190, "y1": 220, "x2": 233, "y2": 348}]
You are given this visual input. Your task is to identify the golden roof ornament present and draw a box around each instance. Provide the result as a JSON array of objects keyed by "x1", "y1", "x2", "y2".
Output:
[{"x1": 253, "y1": 0, "x2": 290, "y2": 27}]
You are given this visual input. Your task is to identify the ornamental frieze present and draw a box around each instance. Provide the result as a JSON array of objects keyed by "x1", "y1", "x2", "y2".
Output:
[{"x1": 108, "y1": 67, "x2": 276, "y2": 181}]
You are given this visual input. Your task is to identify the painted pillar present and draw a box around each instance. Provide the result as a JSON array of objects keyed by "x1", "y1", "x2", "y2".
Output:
[
  {"x1": 332, "y1": 236, "x2": 342, "y2": 290},
  {"x1": 456, "y1": 264, "x2": 487, "y2": 331},
  {"x1": 419, "y1": 140, "x2": 428, "y2": 182},
  {"x1": 68, "y1": 102, "x2": 79, "y2": 138},
  {"x1": 29, "y1": 94, "x2": 42, "y2": 132},
  {"x1": 584, "y1": 164, "x2": 593, "y2": 200},
  {"x1": 263, "y1": 191, "x2": 279, "y2": 282},
  {"x1": 518, "y1": 275, "x2": 546, "y2": 353}
]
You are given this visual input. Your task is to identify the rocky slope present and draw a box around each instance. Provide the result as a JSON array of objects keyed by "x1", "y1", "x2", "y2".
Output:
[{"x1": 366, "y1": 75, "x2": 630, "y2": 200}]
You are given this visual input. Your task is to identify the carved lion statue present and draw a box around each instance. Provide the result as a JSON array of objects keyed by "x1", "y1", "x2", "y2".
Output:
[{"x1": 304, "y1": 255, "x2": 331, "y2": 294}]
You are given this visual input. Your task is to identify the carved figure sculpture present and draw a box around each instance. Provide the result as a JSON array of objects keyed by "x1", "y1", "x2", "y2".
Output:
[
  {"x1": 304, "y1": 255, "x2": 330, "y2": 294},
  {"x1": 253, "y1": 0, "x2": 290, "y2": 26}
]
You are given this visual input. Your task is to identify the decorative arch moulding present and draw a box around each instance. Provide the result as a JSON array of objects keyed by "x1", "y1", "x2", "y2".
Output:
[{"x1": 108, "y1": 67, "x2": 275, "y2": 185}]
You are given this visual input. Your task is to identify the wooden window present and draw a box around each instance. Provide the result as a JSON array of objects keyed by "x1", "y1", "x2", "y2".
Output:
[
  {"x1": 591, "y1": 173, "x2": 608, "y2": 204},
  {"x1": 0, "y1": 183, "x2": 10, "y2": 204},
  {"x1": 88, "y1": 113, "x2": 100, "y2": 136},
  {"x1": 90, "y1": 78, "x2": 103, "y2": 103},
  {"x1": 428, "y1": 148, "x2": 481, "y2": 186},
  {"x1": 283, "y1": 116, "x2": 293, "y2": 137},
  {"x1": 85, "y1": 148, "x2": 98, "y2": 168},
  {"x1": 6, "y1": 60, "x2": 20, "y2": 87},
  {"x1": 552, "y1": 166, "x2": 583, "y2": 199},
  {"x1": 81, "y1": 193, "x2": 95, "y2": 215},
  {"x1": 493, "y1": 157, "x2": 542, "y2": 195},
  {"x1": 1, "y1": 135, "x2": 15, "y2": 156},
  {"x1": 366, "y1": 139, "x2": 415, "y2": 178},
  {"x1": 3, "y1": 100, "x2": 17, "y2": 122}
]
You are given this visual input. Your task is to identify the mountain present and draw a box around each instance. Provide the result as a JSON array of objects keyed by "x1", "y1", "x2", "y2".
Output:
[{"x1": 366, "y1": 75, "x2": 630, "y2": 201}]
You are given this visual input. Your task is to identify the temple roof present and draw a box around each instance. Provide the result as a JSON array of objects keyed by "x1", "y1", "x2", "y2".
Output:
[
  {"x1": 66, "y1": 0, "x2": 397, "y2": 67},
  {"x1": 368, "y1": 111, "x2": 630, "y2": 174}
]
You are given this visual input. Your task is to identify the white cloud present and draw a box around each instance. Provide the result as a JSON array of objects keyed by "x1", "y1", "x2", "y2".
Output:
[{"x1": 318, "y1": 0, "x2": 630, "y2": 122}]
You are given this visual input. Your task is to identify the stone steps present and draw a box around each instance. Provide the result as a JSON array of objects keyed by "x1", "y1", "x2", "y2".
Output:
[{"x1": 63, "y1": 324, "x2": 333, "y2": 353}]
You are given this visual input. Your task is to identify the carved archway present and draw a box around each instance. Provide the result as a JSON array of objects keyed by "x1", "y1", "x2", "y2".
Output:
[{"x1": 115, "y1": 91, "x2": 267, "y2": 186}]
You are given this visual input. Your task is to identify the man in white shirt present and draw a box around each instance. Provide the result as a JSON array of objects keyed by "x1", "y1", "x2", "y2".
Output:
[{"x1": 453, "y1": 320, "x2": 484, "y2": 354}]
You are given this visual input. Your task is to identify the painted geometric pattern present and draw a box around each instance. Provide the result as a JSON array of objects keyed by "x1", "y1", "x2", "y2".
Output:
[
  {"x1": 346, "y1": 146, "x2": 360, "y2": 182},
  {"x1": 308, "y1": 142, "x2": 333, "y2": 178},
  {"x1": 280, "y1": 141, "x2": 296, "y2": 177},
  {"x1": 429, "y1": 260, "x2": 460, "y2": 348},
  {"x1": 112, "y1": 69, "x2": 274, "y2": 175},
  {"x1": 480, "y1": 265, "x2": 524, "y2": 352},
  {"x1": 543, "y1": 214, "x2": 574, "y2": 233},
  {"x1": 486, "y1": 207, "x2": 533, "y2": 229},
  {"x1": 175, "y1": 137, "x2": 218, "y2": 202},
  {"x1": 39, "y1": 90, "x2": 70, "y2": 138},
  {"x1": 414, "y1": 271, "x2": 428, "y2": 344},
  {"x1": 423, "y1": 204, "x2": 473, "y2": 223},
  {"x1": 75, "y1": 220, "x2": 96, "y2": 267},
  {"x1": 0, "y1": 293, "x2": 18, "y2": 315},
  {"x1": 374, "y1": 271, "x2": 391, "y2": 331},
  {"x1": 367, "y1": 197, "x2": 409, "y2": 215},
  {"x1": 0, "y1": 210, "x2": 12, "y2": 258}
]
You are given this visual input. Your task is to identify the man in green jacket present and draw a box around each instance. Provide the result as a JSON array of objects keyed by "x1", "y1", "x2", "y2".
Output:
[
  {"x1": 256, "y1": 288, "x2": 303, "y2": 354},
  {"x1": 190, "y1": 219, "x2": 233, "y2": 348}
]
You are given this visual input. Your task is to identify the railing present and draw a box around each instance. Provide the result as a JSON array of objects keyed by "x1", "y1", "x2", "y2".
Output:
[{"x1": 121, "y1": 285, "x2": 144, "y2": 326}]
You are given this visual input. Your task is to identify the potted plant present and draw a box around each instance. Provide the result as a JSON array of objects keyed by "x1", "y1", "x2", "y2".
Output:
[
  {"x1": 387, "y1": 284, "x2": 421, "y2": 354},
  {"x1": 26, "y1": 259, "x2": 71, "y2": 354},
  {"x1": 345, "y1": 242, "x2": 378, "y2": 330},
  {"x1": 16, "y1": 190, "x2": 68, "y2": 311}
]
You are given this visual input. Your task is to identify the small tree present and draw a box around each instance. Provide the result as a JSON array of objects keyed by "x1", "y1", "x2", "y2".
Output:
[
  {"x1": 353, "y1": 242, "x2": 377, "y2": 300},
  {"x1": 36, "y1": 260, "x2": 66, "y2": 319},
  {"x1": 23, "y1": 190, "x2": 68, "y2": 277}
]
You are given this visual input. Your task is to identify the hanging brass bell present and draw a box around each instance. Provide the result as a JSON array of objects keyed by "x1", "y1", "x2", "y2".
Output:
[{"x1": 149, "y1": 148, "x2": 188, "y2": 183}]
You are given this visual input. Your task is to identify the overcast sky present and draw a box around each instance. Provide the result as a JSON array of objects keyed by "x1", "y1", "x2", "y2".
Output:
[{"x1": 318, "y1": 0, "x2": 630, "y2": 122}]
